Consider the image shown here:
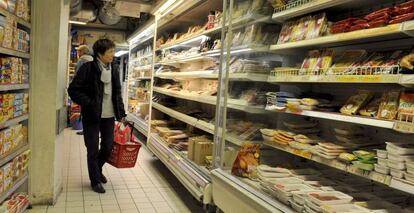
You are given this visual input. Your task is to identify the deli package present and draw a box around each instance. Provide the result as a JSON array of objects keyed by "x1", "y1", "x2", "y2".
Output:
[
  {"x1": 398, "y1": 91, "x2": 414, "y2": 121},
  {"x1": 378, "y1": 90, "x2": 400, "y2": 120},
  {"x1": 231, "y1": 144, "x2": 261, "y2": 178}
]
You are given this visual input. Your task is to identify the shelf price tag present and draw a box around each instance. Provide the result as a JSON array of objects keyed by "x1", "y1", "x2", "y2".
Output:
[
  {"x1": 370, "y1": 172, "x2": 388, "y2": 184},
  {"x1": 292, "y1": 149, "x2": 312, "y2": 159},
  {"x1": 394, "y1": 121, "x2": 414, "y2": 133}
]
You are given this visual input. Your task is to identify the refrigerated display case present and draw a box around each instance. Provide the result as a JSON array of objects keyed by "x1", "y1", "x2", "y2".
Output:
[
  {"x1": 126, "y1": 20, "x2": 155, "y2": 138},
  {"x1": 212, "y1": 0, "x2": 414, "y2": 212}
]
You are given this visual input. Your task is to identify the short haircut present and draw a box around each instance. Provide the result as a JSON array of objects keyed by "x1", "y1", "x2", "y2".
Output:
[
  {"x1": 93, "y1": 39, "x2": 115, "y2": 58},
  {"x1": 77, "y1": 45, "x2": 91, "y2": 54}
]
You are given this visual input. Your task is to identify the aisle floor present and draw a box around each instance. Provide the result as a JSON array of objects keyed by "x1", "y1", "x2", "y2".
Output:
[{"x1": 28, "y1": 129, "x2": 204, "y2": 213}]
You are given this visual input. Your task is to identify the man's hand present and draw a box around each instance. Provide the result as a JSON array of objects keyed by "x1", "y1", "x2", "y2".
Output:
[{"x1": 120, "y1": 117, "x2": 127, "y2": 124}]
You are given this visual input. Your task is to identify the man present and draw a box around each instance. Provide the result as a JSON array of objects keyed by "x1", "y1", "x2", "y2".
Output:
[
  {"x1": 74, "y1": 45, "x2": 93, "y2": 135},
  {"x1": 68, "y1": 39, "x2": 126, "y2": 193},
  {"x1": 75, "y1": 45, "x2": 93, "y2": 73}
]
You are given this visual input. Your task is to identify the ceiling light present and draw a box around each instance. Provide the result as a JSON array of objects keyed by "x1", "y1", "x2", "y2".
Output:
[
  {"x1": 155, "y1": 0, "x2": 176, "y2": 15},
  {"x1": 129, "y1": 23, "x2": 155, "y2": 45},
  {"x1": 115, "y1": 50, "x2": 129, "y2": 57},
  {"x1": 69, "y1": 20, "x2": 87, "y2": 25}
]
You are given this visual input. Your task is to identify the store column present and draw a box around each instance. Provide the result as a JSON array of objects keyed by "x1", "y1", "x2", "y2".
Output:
[{"x1": 29, "y1": 0, "x2": 70, "y2": 205}]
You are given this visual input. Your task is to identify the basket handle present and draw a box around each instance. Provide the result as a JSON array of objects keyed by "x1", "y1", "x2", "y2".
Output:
[{"x1": 126, "y1": 147, "x2": 138, "y2": 152}]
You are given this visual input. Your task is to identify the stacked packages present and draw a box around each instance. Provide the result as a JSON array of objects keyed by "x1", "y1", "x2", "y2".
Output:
[
  {"x1": 0, "y1": 16, "x2": 29, "y2": 53},
  {"x1": 0, "y1": 57, "x2": 28, "y2": 84},
  {"x1": 0, "y1": 149, "x2": 30, "y2": 194},
  {"x1": 0, "y1": 124, "x2": 27, "y2": 157},
  {"x1": 0, "y1": 92, "x2": 28, "y2": 123},
  {"x1": 0, "y1": 193, "x2": 29, "y2": 213}
]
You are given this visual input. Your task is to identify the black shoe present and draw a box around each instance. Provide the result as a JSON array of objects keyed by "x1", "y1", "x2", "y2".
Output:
[
  {"x1": 100, "y1": 174, "x2": 107, "y2": 184},
  {"x1": 91, "y1": 183, "x2": 105, "y2": 193},
  {"x1": 76, "y1": 131, "x2": 83, "y2": 135}
]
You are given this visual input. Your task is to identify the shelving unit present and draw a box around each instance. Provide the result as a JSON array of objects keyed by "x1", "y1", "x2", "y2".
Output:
[
  {"x1": 126, "y1": 114, "x2": 148, "y2": 137},
  {"x1": 0, "y1": 3, "x2": 31, "y2": 211}
]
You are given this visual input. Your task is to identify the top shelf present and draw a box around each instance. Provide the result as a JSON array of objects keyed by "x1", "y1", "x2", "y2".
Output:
[
  {"x1": 270, "y1": 20, "x2": 414, "y2": 53},
  {"x1": 0, "y1": 7, "x2": 31, "y2": 29},
  {"x1": 272, "y1": 0, "x2": 354, "y2": 22}
]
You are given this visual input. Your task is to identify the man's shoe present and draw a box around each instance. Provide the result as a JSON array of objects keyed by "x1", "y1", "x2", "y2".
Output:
[
  {"x1": 100, "y1": 174, "x2": 107, "y2": 184},
  {"x1": 76, "y1": 131, "x2": 83, "y2": 135},
  {"x1": 91, "y1": 183, "x2": 105, "y2": 193}
]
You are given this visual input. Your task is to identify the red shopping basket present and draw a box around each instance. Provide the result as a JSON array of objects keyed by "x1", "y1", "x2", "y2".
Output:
[{"x1": 107, "y1": 122, "x2": 142, "y2": 168}]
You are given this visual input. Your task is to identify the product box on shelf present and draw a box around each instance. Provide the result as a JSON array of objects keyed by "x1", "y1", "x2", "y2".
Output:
[
  {"x1": 193, "y1": 141, "x2": 213, "y2": 165},
  {"x1": 0, "y1": 193, "x2": 30, "y2": 213}
]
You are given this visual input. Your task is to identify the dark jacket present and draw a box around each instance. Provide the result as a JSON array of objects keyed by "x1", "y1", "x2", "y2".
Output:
[{"x1": 68, "y1": 61, "x2": 126, "y2": 123}]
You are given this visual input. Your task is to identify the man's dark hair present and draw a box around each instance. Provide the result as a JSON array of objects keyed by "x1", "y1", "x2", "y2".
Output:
[{"x1": 93, "y1": 39, "x2": 115, "y2": 58}]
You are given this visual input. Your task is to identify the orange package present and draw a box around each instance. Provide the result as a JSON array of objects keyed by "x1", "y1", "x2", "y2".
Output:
[{"x1": 231, "y1": 144, "x2": 261, "y2": 178}]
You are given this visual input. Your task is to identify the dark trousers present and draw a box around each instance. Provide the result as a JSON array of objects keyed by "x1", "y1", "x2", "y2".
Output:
[{"x1": 83, "y1": 117, "x2": 114, "y2": 185}]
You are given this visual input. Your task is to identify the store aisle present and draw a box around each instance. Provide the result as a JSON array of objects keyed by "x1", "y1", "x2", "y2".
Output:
[{"x1": 28, "y1": 129, "x2": 204, "y2": 213}]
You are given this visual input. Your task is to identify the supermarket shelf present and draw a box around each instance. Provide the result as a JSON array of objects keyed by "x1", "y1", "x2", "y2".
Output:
[
  {"x1": 0, "y1": 114, "x2": 29, "y2": 129},
  {"x1": 158, "y1": 55, "x2": 215, "y2": 66},
  {"x1": 152, "y1": 102, "x2": 260, "y2": 146},
  {"x1": 126, "y1": 114, "x2": 148, "y2": 137},
  {"x1": 158, "y1": 26, "x2": 222, "y2": 51},
  {"x1": 270, "y1": 20, "x2": 414, "y2": 53},
  {"x1": 153, "y1": 87, "x2": 266, "y2": 114},
  {"x1": 0, "y1": 174, "x2": 29, "y2": 203},
  {"x1": 152, "y1": 102, "x2": 198, "y2": 127},
  {"x1": 0, "y1": 84, "x2": 29, "y2": 91},
  {"x1": 148, "y1": 133, "x2": 212, "y2": 204},
  {"x1": 262, "y1": 141, "x2": 414, "y2": 193},
  {"x1": 267, "y1": 109, "x2": 395, "y2": 129},
  {"x1": 156, "y1": 71, "x2": 269, "y2": 81},
  {"x1": 272, "y1": 0, "x2": 354, "y2": 22},
  {"x1": 130, "y1": 64, "x2": 152, "y2": 70},
  {"x1": 205, "y1": 45, "x2": 270, "y2": 57},
  {"x1": 212, "y1": 169, "x2": 294, "y2": 213},
  {"x1": 19, "y1": 201, "x2": 30, "y2": 213},
  {"x1": 0, "y1": 46, "x2": 30, "y2": 59},
  {"x1": 267, "y1": 74, "x2": 414, "y2": 85},
  {"x1": 0, "y1": 144, "x2": 29, "y2": 168},
  {"x1": 0, "y1": 7, "x2": 31, "y2": 29}
]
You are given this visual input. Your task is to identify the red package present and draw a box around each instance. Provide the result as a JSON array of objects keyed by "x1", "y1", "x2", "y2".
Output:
[
  {"x1": 365, "y1": 8, "x2": 392, "y2": 20},
  {"x1": 392, "y1": 5, "x2": 414, "y2": 16},
  {"x1": 368, "y1": 19, "x2": 389, "y2": 28},
  {"x1": 389, "y1": 12, "x2": 414, "y2": 24},
  {"x1": 334, "y1": 17, "x2": 359, "y2": 26},
  {"x1": 353, "y1": 19, "x2": 369, "y2": 25},
  {"x1": 350, "y1": 23, "x2": 369, "y2": 31},
  {"x1": 331, "y1": 24, "x2": 350, "y2": 34},
  {"x1": 114, "y1": 122, "x2": 132, "y2": 144},
  {"x1": 398, "y1": 0, "x2": 414, "y2": 8}
]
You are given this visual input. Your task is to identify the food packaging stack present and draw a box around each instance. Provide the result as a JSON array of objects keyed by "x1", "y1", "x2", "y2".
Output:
[
  {"x1": 260, "y1": 129, "x2": 296, "y2": 146},
  {"x1": 351, "y1": 150, "x2": 377, "y2": 171},
  {"x1": 384, "y1": 142, "x2": 414, "y2": 182},
  {"x1": 283, "y1": 120, "x2": 320, "y2": 135},
  {"x1": 311, "y1": 142, "x2": 348, "y2": 160},
  {"x1": 0, "y1": 193, "x2": 30, "y2": 213},
  {"x1": 256, "y1": 165, "x2": 292, "y2": 185},
  {"x1": 265, "y1": 91, "x2": 297, "y2": 111},
  {"x1": 304, "y1": 191, "x2": 356, "y2": 213}
]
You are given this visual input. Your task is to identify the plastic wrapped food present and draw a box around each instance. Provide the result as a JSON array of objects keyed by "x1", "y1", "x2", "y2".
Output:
[
  {"x1": 390, "y1": 12, "x2": 414, "y2": 24},
  {"x1": 374, "y1": 164, "x2": 390, "y2": 175},
  {"x1": 398, "y1": 91, "x2": 414, "y2": 121},
  {"x1": 307, "y1": 191, "x2": 353, "y2": 205},
  {"x1": 231, "y1": 144, "x2": 261, "y2": 178},
  {"x1": 300, "y1": 50, "x2": 321, "y2": 75},
  {"x1": 377, "y1": 90, "x2": 400, "y2": 120},
  {"x1": 328, "y1": 50, "x2": 367, "y2": 74},
  {"x1": 340, "y1": 90, "x2": 373, "y2": 115},
  {"x1": 364, "y1": 8, "x2": 392, "y2": 21},
  {"x1": 359, "y1": 96, "x2": 381, "y2": 117}
]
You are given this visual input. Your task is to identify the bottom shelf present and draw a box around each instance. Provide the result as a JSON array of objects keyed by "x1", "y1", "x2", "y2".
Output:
[
  {"x1": 211, "y1": 169, "x2": 294, "y2": 213},
  {"x1": 0, "y1": 174, "x2": 28, "y2": 203},
  {"x1": 147, "y1": 133, "x2": 212, "y2": 204}
]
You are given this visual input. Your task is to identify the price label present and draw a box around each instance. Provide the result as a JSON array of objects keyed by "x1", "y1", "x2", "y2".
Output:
[
  {"x1": 331, "y1": 160, "x2": 347, "y2": 170},
  {"x1": 292, "y1": 149, "x2": 312, "y2": 159},
  {"x1": 370, "y1": 172, "x2": 387, "y2": 184},
  {"x1": 394, "y1": 122, "x2": 414, "y2": 133}
]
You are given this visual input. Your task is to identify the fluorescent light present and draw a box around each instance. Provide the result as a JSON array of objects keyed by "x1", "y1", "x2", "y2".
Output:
[
  {"x1": 69, "y1": 20, "x2": 87, "y2": 25},
  {"x1": 160, "y1": 0, "x2": 183, "y2": 17},
  {"x1": 129, "y1": 23, "x2": 155, "y2": 45},
  {"x1": 115, "y1": 50, "x2": 129, "y2": 57},
  {"x1": 155, "y1": 0, "x2": 177, "y2": 15},
  {"x1": 181, "y1": 35, "x2": 208, "y2": 45}
]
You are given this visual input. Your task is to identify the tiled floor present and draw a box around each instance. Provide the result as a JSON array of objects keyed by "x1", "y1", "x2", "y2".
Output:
[{"x1": 28, "y1": 129, "x2": 204, "y2": 213}]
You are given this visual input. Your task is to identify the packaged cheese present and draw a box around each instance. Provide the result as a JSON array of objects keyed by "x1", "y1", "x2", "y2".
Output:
[{"x1": 398, "y1": 91, "x2": 414, "y2": 121}]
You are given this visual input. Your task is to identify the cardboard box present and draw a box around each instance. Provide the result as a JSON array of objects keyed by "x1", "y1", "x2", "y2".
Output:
[
  {"x1": 187, "y1": 138, "x2": 195, "y2": 161},
  {"x1": 193, "y1": 141, "x2": 213, "y2": 165}
]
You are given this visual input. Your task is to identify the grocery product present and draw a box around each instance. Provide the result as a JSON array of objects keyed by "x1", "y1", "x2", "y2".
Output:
[
  {"x1": 340, "y1": 90, "x2": 373, "y2": 115},
  {"x1": 328, "y1": 50, "x2": 367, "y2": 74},
  {"x1": 359, "y1": 96, "x2": 381, "y2": 117},
  {"x1": 377, "y1": 90, "x2": 400, "y2": 120},
  {"x1": 307, "y1": 191, "x2": 353, "y2": 205},
  {"x1": 231, "y1": 144, "x2": 261, "y2": 178},
  {"x1": 398, "y1": 91, "x2": 414, "y2": 121},
  {"x1": 374, "y1": 163, "x2": 390, "y2": 175}
]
